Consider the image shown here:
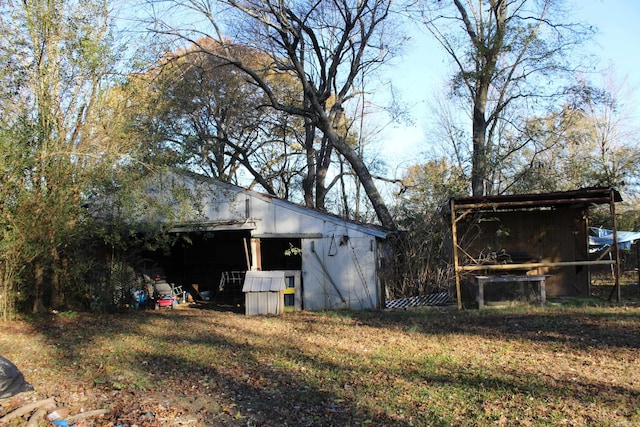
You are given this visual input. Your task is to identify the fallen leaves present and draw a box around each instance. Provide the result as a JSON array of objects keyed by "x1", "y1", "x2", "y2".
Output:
[{"x1": 1, "y1": 305, "x2": 640, "y2": 426}]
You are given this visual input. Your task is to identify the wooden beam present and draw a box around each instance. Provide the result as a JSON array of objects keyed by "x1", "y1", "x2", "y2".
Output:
[
  {"x1": 455, "y1": 207, "x2": 474, "y2": 224},
  {"x1": 453, "y1": 197, "x2": 611, "y2": 210},
  {"x1": 637, "y1": 242, "x2": 640, "y2": 298},
  {"x1": 596, "y1": 245, "x2": 613, "y2": 261},
  {"x1": 459, "y1": 259, "x2": 616, "y2": 272}
]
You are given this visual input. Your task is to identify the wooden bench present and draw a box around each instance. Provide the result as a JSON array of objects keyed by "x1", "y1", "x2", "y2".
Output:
[{"x1": 475, "y1": 275, "x2": 550, "y2": 309}]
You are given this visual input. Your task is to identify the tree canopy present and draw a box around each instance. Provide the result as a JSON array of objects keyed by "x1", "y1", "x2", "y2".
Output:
[
  {"x1": 0, "y1": 0, "x2": 121, "y2": 316},
  {"x1": 146, "y1": 0, "x2": 401, "y2": 229},
  {"x1": 133, "y1": 38, "x2": 308, "y2": 197},
  {"x1": 420, "y1": 0, "x2": 595, "y2": 196}
]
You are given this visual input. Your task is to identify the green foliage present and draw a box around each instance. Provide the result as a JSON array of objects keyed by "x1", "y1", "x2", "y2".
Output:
[
  {"x1": 0, "y1": 0, "x2": 185, "y2": 316},
  {"x1": 284, "y1": 243, "x2": 302, "y2": 257},
  {"x1": 0, "y1": 0, "x2": 117, "y2": 315}
]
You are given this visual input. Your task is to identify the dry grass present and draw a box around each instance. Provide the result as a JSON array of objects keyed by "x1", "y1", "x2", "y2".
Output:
[{"x1": 1, "y1": 300, "x2": 640, "y2": 426}]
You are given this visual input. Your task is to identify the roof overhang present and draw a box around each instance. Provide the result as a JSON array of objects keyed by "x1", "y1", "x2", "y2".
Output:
[
  {"x1": 242, "y1": 271, "x2": 286, "y2": 292},
  {"x1": 448, "y1": 187, "x2": 622, "y2": 212},
  {"x1": 169, "y1": 220, "x2": 256, "y2": 233}
]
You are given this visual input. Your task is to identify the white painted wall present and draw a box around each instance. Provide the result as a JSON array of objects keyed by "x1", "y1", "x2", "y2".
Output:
[{"x1": 301, "y1": 233, "x2": 380, "y2": 310}]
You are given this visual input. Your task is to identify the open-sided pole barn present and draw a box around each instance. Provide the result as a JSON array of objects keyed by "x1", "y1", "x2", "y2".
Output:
[
  {"x1": 139, "y1": 171, "x2": 392, "y2": 312},
  {"x1": 447, "y1": 188, "x2": 623, "y2": 309}
]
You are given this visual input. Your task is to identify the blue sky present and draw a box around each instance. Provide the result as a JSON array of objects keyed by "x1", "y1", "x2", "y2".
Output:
[
  {"x1": 580, "y1": 1, "x2": 640, "y2": 81},
  {"x1": 379, "y1": 0, "x2": 640, "y2": 174}
]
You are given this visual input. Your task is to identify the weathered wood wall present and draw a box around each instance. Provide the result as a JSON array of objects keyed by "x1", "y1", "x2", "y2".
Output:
[{"x1": 458, "y1": 207, "x2": 589, "y2": 296}]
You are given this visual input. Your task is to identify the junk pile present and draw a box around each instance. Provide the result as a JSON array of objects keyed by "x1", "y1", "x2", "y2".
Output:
[
  {"x1": 153, "y1": 278, "x2": 178, "y2": 308},
  {"x1": 0, "y1": 356, "x2": 33, "y2": 399},
  {"x1": 0, "y1": 397, "x2": 109, "y2": 425},
  {"x1": 1, "y1": 357, "x2": 109, "y2": 425},
  {"x1": 130, "y1": 274, "x2": 186, "y2": 309}
]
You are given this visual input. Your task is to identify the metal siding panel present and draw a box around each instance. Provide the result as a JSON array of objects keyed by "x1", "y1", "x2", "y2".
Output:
[
  {"x1": 245, "y1": 293, "x2": 258, "y2": 315},
  {"x1": 261, "y1": 291, "x2": 284, "y2": 315},
  {"x1": 243, "y1": 271, "x2": 286, "y2": 292},
  {"x1": 301, "y1": 237, "x2": 381, "y2": 311},
  {"x1": 258, "y1": 293, "x2": 268, "y2": 314},
  {"x1": 301, "y1": 240, "x2": 329, "y2": 311}
]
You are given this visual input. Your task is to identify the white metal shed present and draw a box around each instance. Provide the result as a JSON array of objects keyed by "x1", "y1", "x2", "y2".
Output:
[{"x1": 135, "y1": 171, "x2": 394, "y2": 311}]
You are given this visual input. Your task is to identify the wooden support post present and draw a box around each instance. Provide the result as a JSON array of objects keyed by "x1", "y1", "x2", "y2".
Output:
[
  {"x1": 461, "y1": 260, "x2": 616, "y2": 271},
  {"x1": 249, "y1": 238, "x2": 261, "y2": 271},
  {"x1": 450, "y1": 199, "x2": 463, "y2": 310},
  {"x1": 637, "y1": 242, "x2": 640, "y2": 297},
  {"x1": 609, "y1": 189, "x2": 621, "y2": 302},
  {"x1": 586, "y1": 210, "x2": 592, "y2": 296}
]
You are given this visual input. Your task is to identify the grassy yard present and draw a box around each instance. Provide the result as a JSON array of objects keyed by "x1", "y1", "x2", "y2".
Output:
[{"x1": 1, "y1": 299, "x2": 639, "y2": 426}]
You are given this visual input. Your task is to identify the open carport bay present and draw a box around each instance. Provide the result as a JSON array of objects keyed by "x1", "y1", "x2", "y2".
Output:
[{"x1": 142, "y1": 230, "x2": 301, "y2": 306}]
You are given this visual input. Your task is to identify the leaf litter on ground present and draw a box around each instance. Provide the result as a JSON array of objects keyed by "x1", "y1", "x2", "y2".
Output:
[{"x1": 0, "y1": 301, "x2": 639, "y2": 426}]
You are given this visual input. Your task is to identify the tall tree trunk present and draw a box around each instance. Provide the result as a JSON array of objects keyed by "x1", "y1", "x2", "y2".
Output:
[
  {"x1": 32, "y1": 260, "x2": 47, "y2": 314},
  {"x1": 50, "y1": 247, "x2": 64, "y2": 309},
  {"x1": 339, "y1": 159, "x2": 350, "y2": 218},
  {"x1": 0, "y1": 260, "x2": 16, "y2": 321},
  {"x1": 453, "y1": 0, "x2": 507, "y2": 197},
  {"x1": 323, "y1": 124, "x2": 397, "y2": 229},
  {"x1": 471, "y1": 93, "x2": 488, "y2": 196},
  {"x1": 315, "y1": 134, "x2": 333, "y2": 212}
]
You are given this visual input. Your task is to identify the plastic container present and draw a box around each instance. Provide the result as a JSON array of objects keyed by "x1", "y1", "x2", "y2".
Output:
[{"x1": 157, "y1": 297, "x2": 174, "y2": 307}]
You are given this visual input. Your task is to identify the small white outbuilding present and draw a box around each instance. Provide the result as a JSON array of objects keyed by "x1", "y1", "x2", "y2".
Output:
[{"x1": 242, "y1": 271, "x2": 286, "y2": 315}]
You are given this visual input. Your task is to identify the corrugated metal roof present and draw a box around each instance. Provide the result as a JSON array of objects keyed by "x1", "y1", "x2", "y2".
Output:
[
  {"x1": 448, "y1": 187, "x2": 622, "y2": 212},
  {"x1": 182, "y1": 171, "x2": 393, "y2": 238},
  {"x1": 242, "y1": 271, "x2": 286, "y2": 292}
]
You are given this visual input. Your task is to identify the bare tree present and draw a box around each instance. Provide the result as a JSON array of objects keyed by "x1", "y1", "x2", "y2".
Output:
[
  {"x1": 510, "y1": 75, "x2": 640, "y2": 194},
  {"x1": 147, "y1": 0, "x2": 399, "y2": 229},
  {"x1": 420, "y1": 0, "x2": 593, "y2": 196},
  {"x1": 134, "y1": 40, "x2": 308, "y2": 197}
]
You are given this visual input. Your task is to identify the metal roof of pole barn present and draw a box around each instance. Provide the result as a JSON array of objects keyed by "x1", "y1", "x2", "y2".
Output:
[
  {"x1": 447, "y1": 187, "x2": 622, "y2": 211},
  {"x1": 179, "y1": 171, "x2": 393, "y2": 239}
]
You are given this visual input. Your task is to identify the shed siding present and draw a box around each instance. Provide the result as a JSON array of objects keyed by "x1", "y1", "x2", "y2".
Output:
[
  {"x1": 245, "y1": 292, "x2": 284, "y2": 315},
  {"x1": 301, "y1": 233, "x2": 379, "y2": 311},
  {"x1": 460, "y1": 208, "x2": 589, "y2": 296},
  {"x1": 243, "y1": 271, "x2": 286, "y2": 315}
]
